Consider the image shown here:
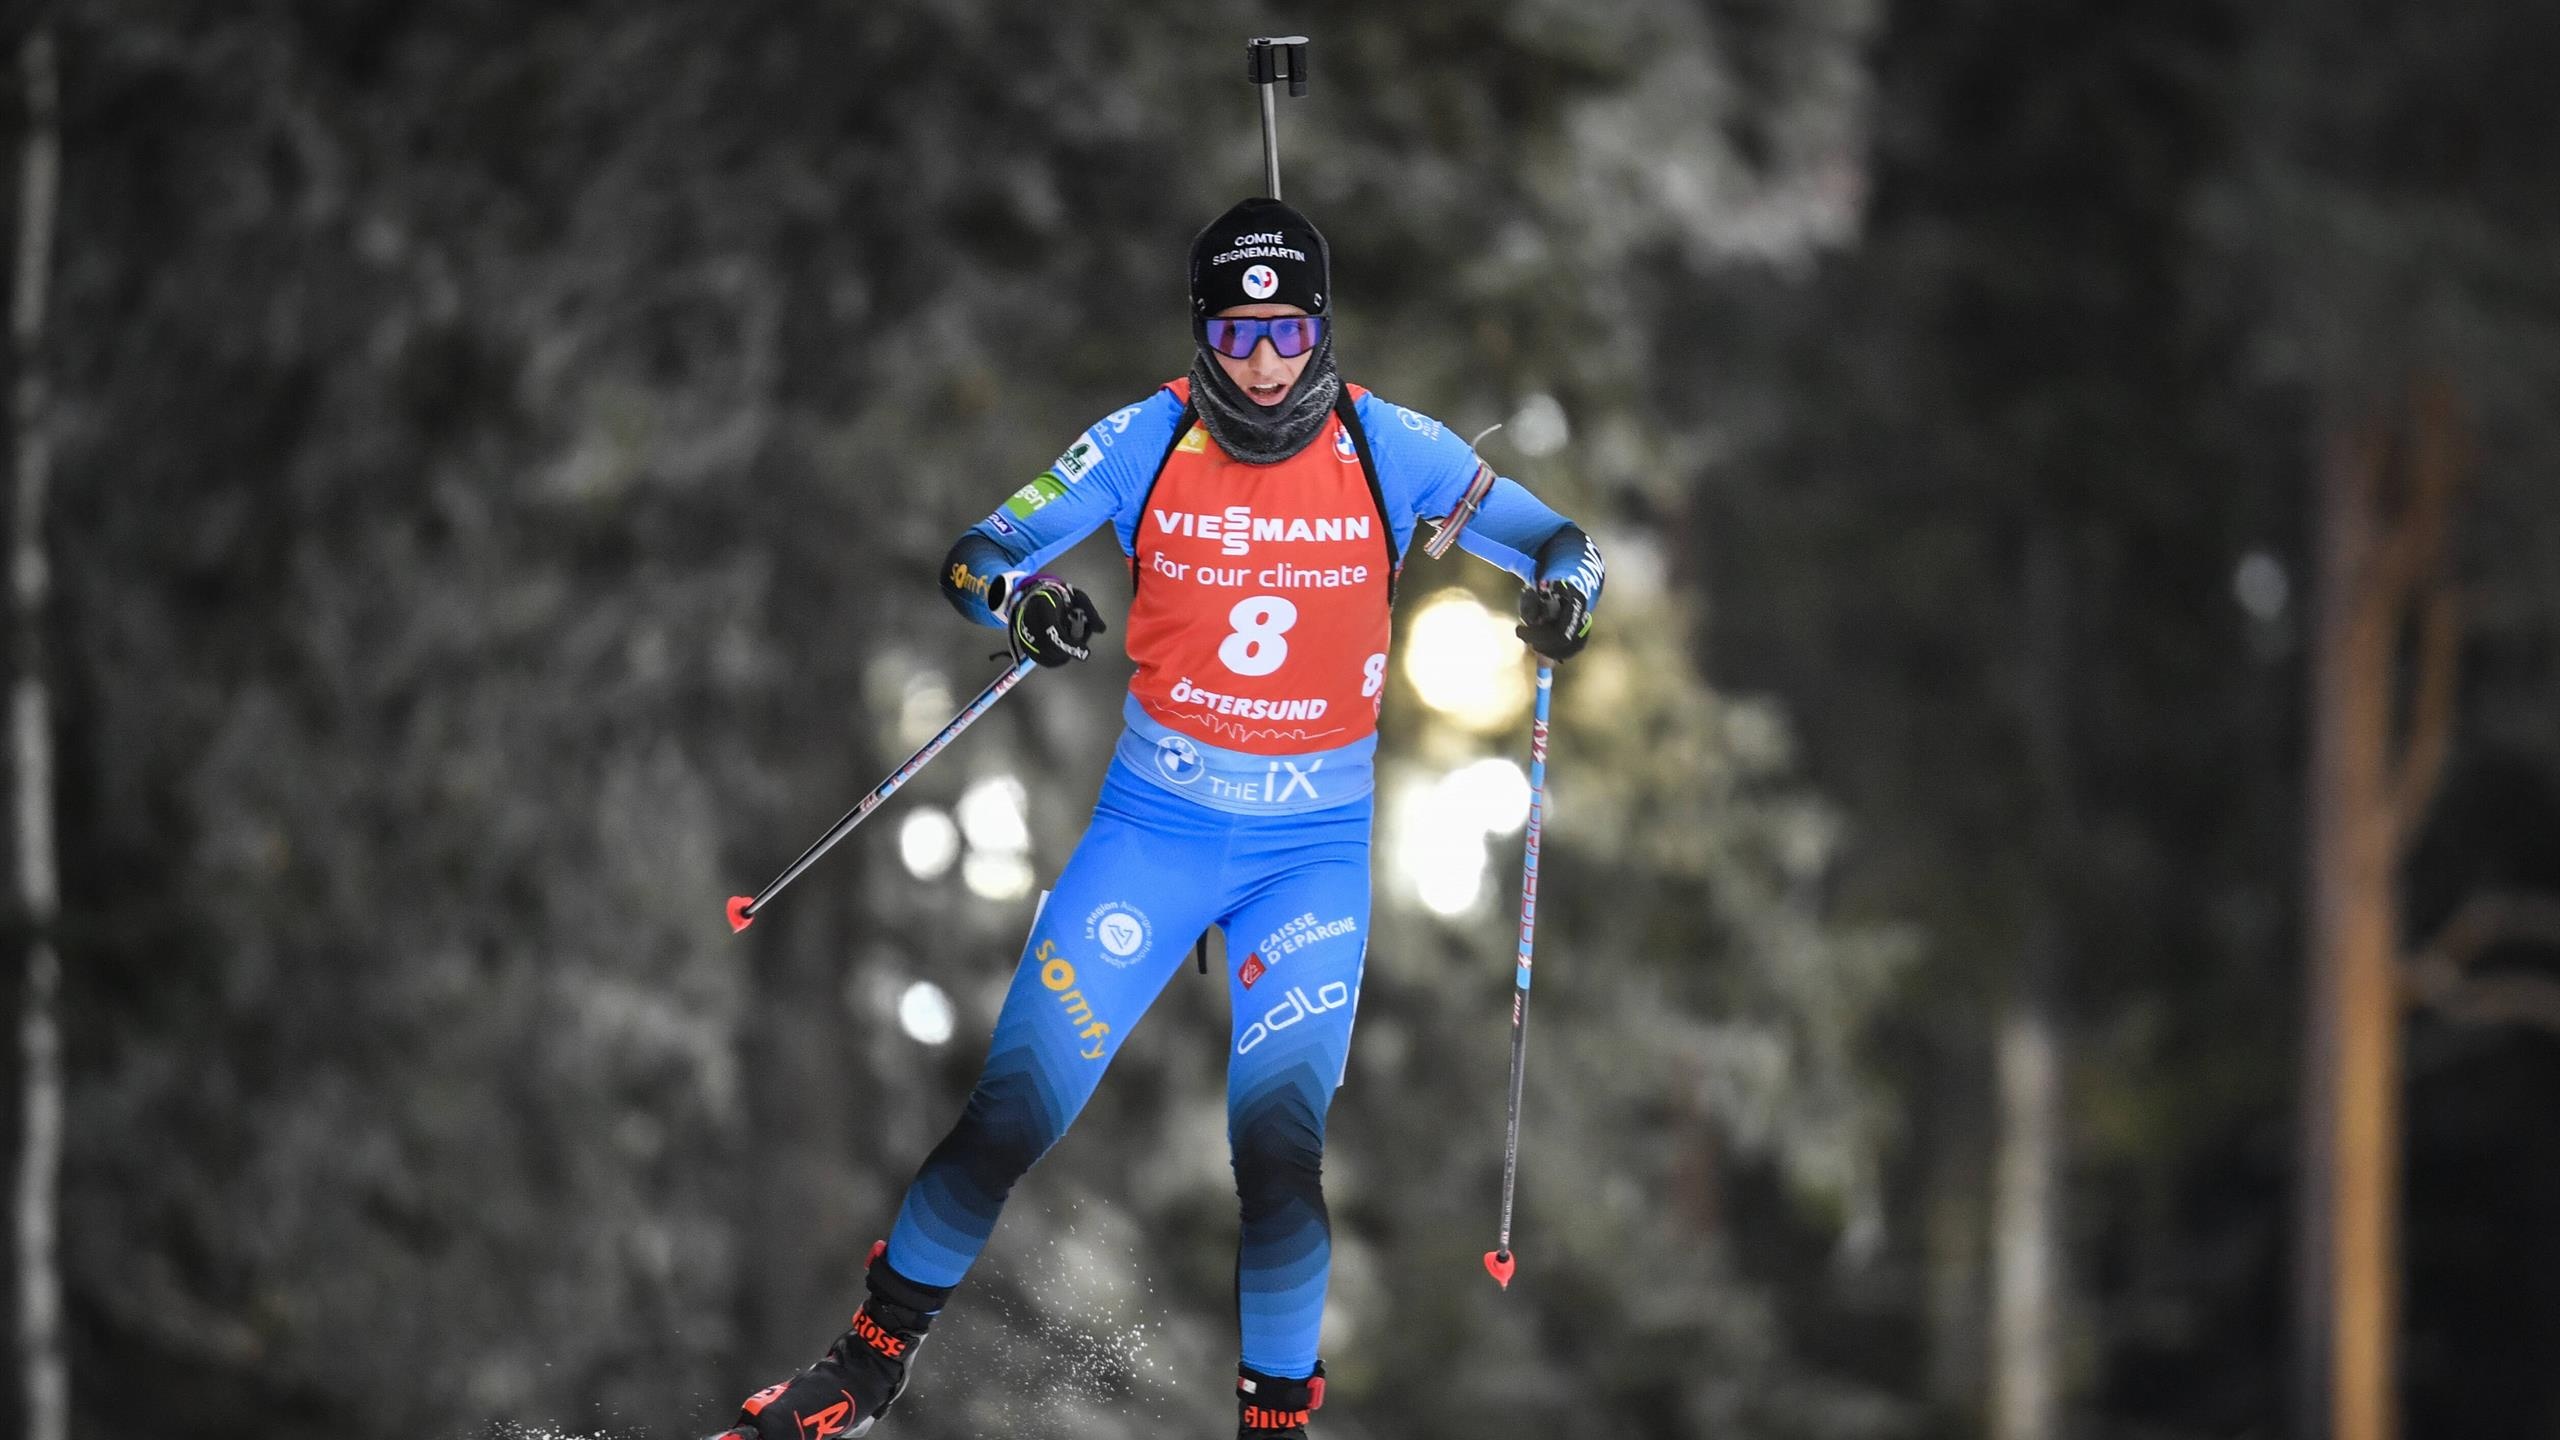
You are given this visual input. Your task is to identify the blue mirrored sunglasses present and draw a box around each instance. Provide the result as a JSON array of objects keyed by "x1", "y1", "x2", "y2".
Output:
[{"x1": 1199, "y1": 314, "x2": 1327, "y2": 360}]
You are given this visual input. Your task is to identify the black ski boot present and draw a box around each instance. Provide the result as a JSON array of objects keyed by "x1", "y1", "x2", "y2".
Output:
[
  {"x1": 1237, "y1": 1362, "x2": 1326, "y2": 1439},
  {"x1": 712, "y1": 1242, "x2": 948, "y2": 1440}
]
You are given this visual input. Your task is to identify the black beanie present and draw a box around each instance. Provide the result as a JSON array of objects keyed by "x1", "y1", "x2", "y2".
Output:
[{"x1": 1189, "y1": 197, "x2": 1330, "y2": 317}]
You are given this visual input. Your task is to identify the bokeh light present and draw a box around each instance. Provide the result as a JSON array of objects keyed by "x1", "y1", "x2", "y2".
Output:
[
  {"x1": 957, "y1": 774, "x2": 1030, "y2": 856},
  {"x1": 2235, "y1": 550, "x2": 2290, "y2": 620},
  {"x1": 896, "y1": 670, "x2": 957, "y2": 748},
  {"x1": 896, "y1": 980, "x2": 956, "y2": 1046},
  {"x1": 1438, "y1": 756, "x2": 1533, "y2": 836},
  {"x1": 1403, "y1": 589, "x2": 1531, "y2": 731},
  {"x1": 1509, "y1": 392, "x2": 1571, "y2": 457},
  {"x1": 1388, "y1": 774, "x2": 1488, "y2": 917},
  {"x1": 962, "y1": 852, "x2": 1035, "y2": 901},
  {"x1": 898, "y1": 808, "x2": 960, "y2": 880}
]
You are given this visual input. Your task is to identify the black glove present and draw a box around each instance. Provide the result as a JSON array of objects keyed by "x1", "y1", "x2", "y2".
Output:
[
  {"x1": 1006, "y1": 574, "x2": 1106, "y2": 667},
  {"x1": 1515, "y1": 579, "x2": 1594, "y2": 662}
]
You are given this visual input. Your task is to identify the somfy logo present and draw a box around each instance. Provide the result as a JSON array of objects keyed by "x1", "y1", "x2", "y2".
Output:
[
  {"x1": 1242, "y1": 264, "x2": 1279, "y2": 300},
  {"x1": 1037, "y1": 939, "x2": 1111, "y2": 1061}
]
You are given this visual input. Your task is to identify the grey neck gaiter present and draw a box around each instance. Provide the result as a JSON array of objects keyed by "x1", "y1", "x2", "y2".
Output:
[{"x1": 1188, "y1": 336, "x2": 1342, "y2": 466}]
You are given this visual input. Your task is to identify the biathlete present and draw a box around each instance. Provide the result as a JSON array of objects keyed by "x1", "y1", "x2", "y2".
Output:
[{"x1": 715, "y1": 197, "x2": 1603, "y2": 1440}]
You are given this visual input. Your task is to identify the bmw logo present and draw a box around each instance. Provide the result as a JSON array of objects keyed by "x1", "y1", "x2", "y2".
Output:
[{"x1": 1155, "y1": 735, "x2": 1204, "y2": 784}]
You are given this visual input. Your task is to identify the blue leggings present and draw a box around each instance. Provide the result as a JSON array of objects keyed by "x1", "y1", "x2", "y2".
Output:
[{"x1": 884, "y1": 760, "x2": 1373, "y2": 1379}]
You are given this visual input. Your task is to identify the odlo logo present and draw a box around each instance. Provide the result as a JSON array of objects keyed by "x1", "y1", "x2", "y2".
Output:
[
  {"x1": 1235, "y1": 981, "x2": 1352, "y2": 1055},
  {"x1": 1039, "y1": 940, "x2": 1111, "y2": 1061}
]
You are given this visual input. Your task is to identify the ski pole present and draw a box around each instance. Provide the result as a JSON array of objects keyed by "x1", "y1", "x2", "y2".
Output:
[
  {"x1": 1484, "y1": 662, "x2": 1553, "y2": 1290},
  {"x1": 1246, "y1": 36, "x2": 1310, "y2": 200},
  {"x1": 726, "y1": 656, "x2": 1038, "y2": 933}
]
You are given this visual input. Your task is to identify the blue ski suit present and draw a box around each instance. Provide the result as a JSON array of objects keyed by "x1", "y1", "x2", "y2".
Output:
[{"x1": 885, "y1": 382, "x2": 1603, "y2": 1380}]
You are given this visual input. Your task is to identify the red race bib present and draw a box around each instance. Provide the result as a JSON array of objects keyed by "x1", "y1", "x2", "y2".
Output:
[{"x1": 1127, "y1": 381, "x2": 1393, "y2": 755}]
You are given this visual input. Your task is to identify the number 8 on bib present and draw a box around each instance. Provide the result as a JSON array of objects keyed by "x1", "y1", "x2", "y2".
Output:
[{"x1": 1220, "y1": 596, "x2": 1299, "y2": 677}]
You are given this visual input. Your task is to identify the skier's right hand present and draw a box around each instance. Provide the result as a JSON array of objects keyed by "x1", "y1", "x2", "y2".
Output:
[{"x1": 1006, "y1": 574, "x2": 1106, "y2": 667}]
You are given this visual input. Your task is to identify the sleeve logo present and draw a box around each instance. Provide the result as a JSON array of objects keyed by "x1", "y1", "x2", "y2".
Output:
[
  {"x1": 1053, "y1": 433, "x2": 1102, "y2": 483},
  {"x1": 1004, "y1": 471, "x2": 1071, "y2": 520}
]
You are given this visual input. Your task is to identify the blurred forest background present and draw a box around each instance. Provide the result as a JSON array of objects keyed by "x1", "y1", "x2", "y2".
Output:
[{"x1": 1, "y1": 2, "x2": 2556, "y2": 1438}]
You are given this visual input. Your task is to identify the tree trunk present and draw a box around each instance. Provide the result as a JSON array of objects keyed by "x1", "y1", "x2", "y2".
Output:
[
  {"x1": 2296, "y1": 387, "x2": 2464, "y2": 1440},
  {"x1": 1990, "y1": 1006, "x2": 2060, "y2": 1440},
  {"x1": 9, "y1": 26, "x2": 64, "y2": 1440},
  {"x1": 2303, "y1": 415, "x2": 2404, "y2": 1440},
  {"x1": 1991, "y1": 525, "x2": 2071, "y2": 1440}
]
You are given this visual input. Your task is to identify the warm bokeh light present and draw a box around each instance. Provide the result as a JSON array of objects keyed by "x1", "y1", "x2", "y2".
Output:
[
  {"x1": 1402, "y1": 589, "x2": 1530, "y2": 731},
  {"x1": 1414, "y1": 848, "x2": 1486, "y2": 916},
  {"x1": 1439, "y1": 756, "x2": 1533, "y2": 836},
  {"x1": 1387, "y1": 774, "x2": 1488, "y2": 917},
  {"x1": 1386, "y1": 757, "x2": 1539, "y2": 916}
]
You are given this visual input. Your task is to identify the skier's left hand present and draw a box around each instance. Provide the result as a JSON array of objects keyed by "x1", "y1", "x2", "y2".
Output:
[{"x1": 1516, "y1": 579, "x2": 1594, "y2": 662}]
